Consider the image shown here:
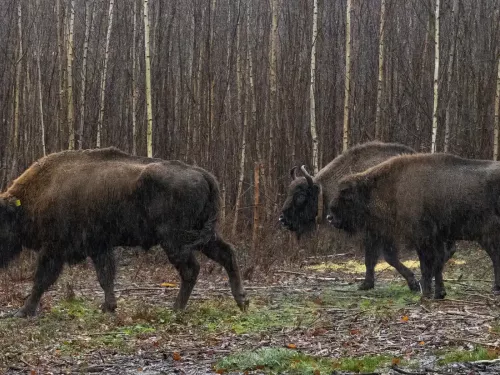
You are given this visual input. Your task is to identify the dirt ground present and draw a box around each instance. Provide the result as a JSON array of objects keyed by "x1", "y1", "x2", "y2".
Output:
[{"x1": 1, "y1": 245, "x2": 500, "y2": 375}]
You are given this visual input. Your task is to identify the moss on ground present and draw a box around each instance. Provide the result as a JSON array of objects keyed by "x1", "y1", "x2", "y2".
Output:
[{"x1": 215, "y1": 347, "x2": 394, "y2": 374}]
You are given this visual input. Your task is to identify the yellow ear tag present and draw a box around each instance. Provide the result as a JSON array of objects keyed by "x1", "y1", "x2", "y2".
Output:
[{"x1": 15, "y1": 199, "x2": 21, "y2": 207}]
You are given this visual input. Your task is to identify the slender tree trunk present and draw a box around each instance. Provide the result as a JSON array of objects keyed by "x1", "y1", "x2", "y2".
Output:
[
  {"x1": 132, "y1": 0, "x2": 138, "y2": 155},
  {"x1": 375, "y1": 0, "x2": 386, "y2": 140},
  {"x1": 268, "y1": 0, "x2": 278, "y2": 217},
  {"x1": 444, "y1": 0, "x2": 458, "y2": 153},
  {"x1": 12, "y1": 0, "x2": 22, "y2": 178},
  {"x1": 97, "y1": 0, "x2": 115, "y2": 148},
  {"x1": 343, "y1": 0, "x2": 352, "y2": 151},
  {"x1": 431, "y1": 0, "x2": 440, "y2": 153},
  {"x1": 56, "y1": 0, "x2": 64, "y2": 150},
  {"x1": 67, "y1": 0, "x2": 75, "y2": 149},
  {"x1": 309, "y1": 0, "x2": 319, "y2": 173},
  {"x1": 144, "y1": 0, "x2": 153, "y2": 157},
  {"x1": 494, "y1": 57, "x2": 500, "y2": 160},
  {"x1": 35, "y1": 0, "x2": 46, "y2": 156},
  {"x1": 78, "y1": 0, "x2": 93, "y2": 150},
  {"x1": 232, "y1": 10, "x2": 246, "y2": 237}
]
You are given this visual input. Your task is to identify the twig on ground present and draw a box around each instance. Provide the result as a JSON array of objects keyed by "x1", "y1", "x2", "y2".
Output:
[
  {"x1": 469, "y1": 358, "x2": 500, "y2": 365},
  {"x1": 447, "y1": 336, "x2": 499, "y2": 347},
  {"x1": 390, "y1": 365, "x2": 427, "y2": 375}
]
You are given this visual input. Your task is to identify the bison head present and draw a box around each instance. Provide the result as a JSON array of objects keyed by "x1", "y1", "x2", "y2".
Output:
[
  {"x1": 0, "y1": 197, "x2": 23, "y2": 267},
  {"x1": 327, "y1": 177, "x2": 370, "y2": 234},
  {"x1": 279, "y1": 165, "x2": 320, "y2": 239}
]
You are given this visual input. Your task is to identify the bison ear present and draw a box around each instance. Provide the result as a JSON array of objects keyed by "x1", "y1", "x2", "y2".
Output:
[
  {"x1": 290, "y1": 166, "x2": 299, "y2": 180},
  {"x1": 0, "y1": 197, "x2": 21, "y2": 217}
]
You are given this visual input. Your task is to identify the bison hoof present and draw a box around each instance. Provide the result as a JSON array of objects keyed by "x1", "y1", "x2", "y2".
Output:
[
  {"x1": 13, "y1": 308, "x2": 36, "y2": 318},
  {"x1": 101, "y1": 302, "x2": 117, "y2": 313},
  {"x1": 434, "y1": 290, "x2": 447, "y2": 299},
  {"x1": 358, "y1": 281, "x2": 375, "y2": 291},
  {"x1": 408, "y1": 280, "x2": 420, "y2": 292}
]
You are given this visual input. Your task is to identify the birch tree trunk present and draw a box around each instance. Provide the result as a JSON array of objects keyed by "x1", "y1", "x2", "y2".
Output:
[
  {"x1": 343, "y1": 0, "x2": 352, "y2": 151},
  {"x1": 132, "y1": 0, "x2": 138, "y2": 155},
  {"x1": 431, "y1": 0, "x2": 440, "y2": 153},
  {"x1": 96, "y1": 0, "x2": 114, "y2": 148},
  {"x1": 444, "y1": 0, "x2": 458, "y2": 153},
  {"x1": 67, "y1": 0, "x2": 75, "y2": 150},
  {"x1": 268, "y1": 0, "x2": 278, "y2": 217},
  {"x1": 34, "y1": 0, "x2": 46, "y2": 156},
  {"x1": 232, "y1": 9, "x2": 246, "y2": 237},
  {"x1": 494, "y1": 57, "x2": 500, "y2": 160},
  {"x1": 56, "y1": 0, "x2": 64, "y2": 150},
  {"x1": 143, "y1": 0, "x2": 153, "y2": 157},
  {"x1": 309, "y1": 0, "x2": 319, "y2": 174},
  {"x1": 374, "y1": 0, "x2": 386, "y2": 140},
  {"x1": 78, "y1": 0, "x2": 93, "y2": 150}
]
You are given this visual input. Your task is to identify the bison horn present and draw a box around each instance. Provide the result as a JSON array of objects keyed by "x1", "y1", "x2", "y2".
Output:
[
  {"x1": 300, "y1": 165, "x2": 314, "y2": 187},
  {"x1": 290, "y1": 166, "x2": 299, "y2": 180}
]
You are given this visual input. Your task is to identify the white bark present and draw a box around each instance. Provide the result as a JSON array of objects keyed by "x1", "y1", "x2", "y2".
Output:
[
  {"x1": 67, "y1": 0, "x2": 75, "y2": 149},
  {"x1": 144, "y1": 0, "x2": 153, "y2": 157},
  {"x1": 309, "y1": 0, "x2": 319, "y2": 174},
  {"x1": 342, "y1": 0, "x2": 352, "y2": 151},
  {"x1": 97, "y1": 0, "x2": 115, "y2": 148},
  {"x1": 375, "y1": 0, "x2": 386, "y2": 140},
  {"x1": 431, "y1": 0, "x2": 440, "y2": 153}
]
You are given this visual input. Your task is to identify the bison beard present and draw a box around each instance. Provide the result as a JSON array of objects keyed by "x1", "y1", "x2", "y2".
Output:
[
  {"x1": 280, "y1": 141, "x2": 421, "y2": 292},
  {"x1": 328, "y1": 152, "x2": 500, "y2": 299},
  {"x1": 0, "y1": 147, "x2": 248, "y2": 317}
]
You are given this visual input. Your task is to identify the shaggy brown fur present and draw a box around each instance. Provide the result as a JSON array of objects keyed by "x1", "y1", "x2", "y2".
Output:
[
  {"x1": 0, "y1": 147, "x2": 248, "y2": 317},
  {"x1": 328, "y1": 152, "x2": 500, "y2": 298},
  {"x1": 280, "y1": 141, "x2": 427, "y2": 291}
]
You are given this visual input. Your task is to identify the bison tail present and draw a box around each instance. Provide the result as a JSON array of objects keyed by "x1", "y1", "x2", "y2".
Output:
[{"x1": 193, "y1": 170, "x2": 221, "y2": 247}]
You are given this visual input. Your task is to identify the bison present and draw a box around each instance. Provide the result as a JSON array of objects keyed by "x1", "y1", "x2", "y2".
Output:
[
  {"x1": 279, "y1": 141, "x2": 424, "y2": 291},
  {"x1": 0, "y1": 147, "x2": 248, "y2": 317},
  {"x1": 327, "y1": 152, "x2": 497, "y2": 299}
]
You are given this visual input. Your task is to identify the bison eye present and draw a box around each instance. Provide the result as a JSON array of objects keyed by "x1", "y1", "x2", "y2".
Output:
[{"x1": 295, "y1": 194, "x2": 306, "y2": 206}]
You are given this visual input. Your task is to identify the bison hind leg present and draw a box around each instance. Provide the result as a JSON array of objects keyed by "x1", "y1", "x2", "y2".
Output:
[
  {"x1": 91, "y1": 250, "x2": 117, "y2": 313},
  {"x1": 201, "y1": 238, "x2": 248, "y2": 311},
  {"x1": 164, "y1": 247, "x2": 200, "y2": 311}
]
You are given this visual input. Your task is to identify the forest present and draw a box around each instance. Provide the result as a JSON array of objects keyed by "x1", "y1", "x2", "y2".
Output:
[{"x1": 1, "y1": 0, "x2": 500, "y2": 374}]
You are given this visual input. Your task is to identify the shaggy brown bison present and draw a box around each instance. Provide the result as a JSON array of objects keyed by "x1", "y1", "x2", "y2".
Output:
[
  {"x1": 327, "y1": 152, "x2": 498, "y2": 299},
  {"x1": 279, "y1": 141, "x2": 424, "y2": 291},
  {"x1": 0, "y1": 147, "x2": 248, "y2": 317}
]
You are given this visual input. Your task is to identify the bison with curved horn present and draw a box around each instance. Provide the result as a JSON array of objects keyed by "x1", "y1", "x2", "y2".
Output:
[
  {"x1": 0, "y1": 147, "x2": 248, "y2": 317},
  {"x1": 326, "y1": 152, "x2": 491, "y2": 299},
  {"x1": 280, "y1": 141, "x2": 455, "y2": 291}
]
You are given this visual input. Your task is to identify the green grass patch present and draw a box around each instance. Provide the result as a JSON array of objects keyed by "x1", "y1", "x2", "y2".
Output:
[
  {"x1": 183, "y1": 297, "x2": 320, "y2": 334},
  {"x1": 215, "y1": 347, "x2": 394, "y2": 374},
  {"x1": 438, "y1": 346, "x2": 499, "y2": 365}
]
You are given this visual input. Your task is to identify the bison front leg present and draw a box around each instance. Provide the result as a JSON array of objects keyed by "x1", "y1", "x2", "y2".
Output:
[
  {"x1": 91, "y1": 251, "x2": 117, "y2": 313},
  {"x1": 167, "y1": 252, "x2": 200, "y2": 311},
  {"x1": 359, "y1": 235, "x2": 379, "y2": 290},
  {"x1": 415, "y1": 247, "x2": 433, "y2": 298},
  {"x1": 15, "y1": 251, "x2": 64, "y2": 317},
  {"x1": 432, "y1": 254, "x2": 447, "y2": 299},
  {"x1": 202, "y1": 238, "x2": 248, "y2": 311}
]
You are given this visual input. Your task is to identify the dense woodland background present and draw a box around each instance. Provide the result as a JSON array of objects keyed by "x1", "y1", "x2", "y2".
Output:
[{"x1": 0, "y1": 0, "x2": 500, "y2": 240}]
